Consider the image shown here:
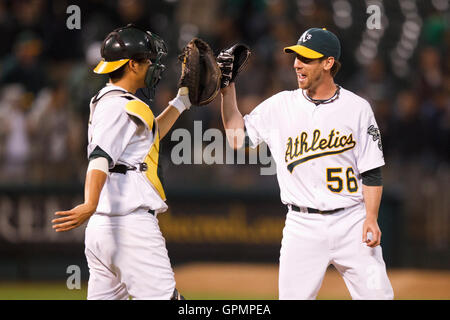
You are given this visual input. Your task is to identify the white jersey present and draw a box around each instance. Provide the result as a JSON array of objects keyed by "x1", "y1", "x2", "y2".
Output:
[
  {"x1": 87, "y1": 84, "x2": 168, "y2": 215},
  {"x1": 244, "y1": 86, "x2": 384, "y2": 211}
]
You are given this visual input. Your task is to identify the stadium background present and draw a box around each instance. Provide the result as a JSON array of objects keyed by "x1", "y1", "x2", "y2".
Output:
[{"x1": 0, "y1": 0, "x2": 448, "y2": 299}]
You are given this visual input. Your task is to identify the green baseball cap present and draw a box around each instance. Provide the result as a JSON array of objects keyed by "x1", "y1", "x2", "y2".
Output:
[{"x1": 284, "y1": 28, "x2": 341, "y2": 60}]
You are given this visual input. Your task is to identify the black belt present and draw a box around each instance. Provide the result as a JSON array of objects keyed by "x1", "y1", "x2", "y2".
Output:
[
  {"x1": 109, "y1": 163, "x2": 148, "y2": 174},
  {"x1": 289, "y1": 204, "x2": 343, "y2": 214},
  {"x1": 109, "y1": 164, "x2": 154, "y2": 216}
]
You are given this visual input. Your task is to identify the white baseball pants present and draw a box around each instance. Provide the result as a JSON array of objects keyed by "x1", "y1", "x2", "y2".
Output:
[
  {"x1": 279, "y1": 203, "x2": 394, "y2": 300},
  {"x1": 84, "y1": 211, "x2": 175, "y2": 300}
]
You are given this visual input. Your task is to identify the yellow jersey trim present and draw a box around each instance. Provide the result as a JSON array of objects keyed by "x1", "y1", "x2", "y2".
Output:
[{"x1": 125, "y1": 100, "x2": 166, "y2": 201}]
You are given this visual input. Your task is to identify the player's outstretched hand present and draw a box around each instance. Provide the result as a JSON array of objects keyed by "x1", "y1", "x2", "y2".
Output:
[
  {"x1": 217, "y1": 43, "x2": 251, "y2": 89},
  {"x1": 217, "y1": 50, "x2": 234, "y2": 88},
  {"x1": 362, "y1": 218, "x2": 381, "y2": 247},
  {"x1": 52, "y1": 203, "x2": 96, "y2": 232}
]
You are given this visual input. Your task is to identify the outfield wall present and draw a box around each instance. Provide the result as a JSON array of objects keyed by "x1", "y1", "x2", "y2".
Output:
[{"x1": 0, "y1": 185, "x2": 416, "y2": 281}]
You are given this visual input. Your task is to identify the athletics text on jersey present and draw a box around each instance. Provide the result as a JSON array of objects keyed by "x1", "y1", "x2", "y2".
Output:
[{"x1": 244, "y1": 87, "x2": 384, "y2": 211}]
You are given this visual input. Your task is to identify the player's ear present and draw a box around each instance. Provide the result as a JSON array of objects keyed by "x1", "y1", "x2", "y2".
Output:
[
  {"x1": 323, "y1": 57, "x2": 335, "y2": 72},
  {"x1": 128, "y1": 59, "x2": 141, "y2": 74}
]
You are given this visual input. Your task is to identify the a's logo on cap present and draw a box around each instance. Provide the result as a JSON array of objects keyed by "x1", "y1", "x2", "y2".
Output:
[{"x1": 298, "y1": 31, "x2": 312, "y2": 43}]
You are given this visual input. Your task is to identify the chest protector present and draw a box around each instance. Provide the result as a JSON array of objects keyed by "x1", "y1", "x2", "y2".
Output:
[{"x1": 90, "y1": 89, "x2": 166, "y2": 201}]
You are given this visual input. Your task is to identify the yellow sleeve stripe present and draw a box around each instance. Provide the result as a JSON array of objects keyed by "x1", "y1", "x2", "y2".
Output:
[{"x1": 125, "y1": 99, "x2": 154, "y2": 130}]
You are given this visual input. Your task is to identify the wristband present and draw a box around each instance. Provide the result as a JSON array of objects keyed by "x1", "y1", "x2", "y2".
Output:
[
  {"x1": 169, "y1": 87, "x2": 191, "y2": 114},
  {"x1": 87, "y1": 157, "x2": 109, "y2": 174}
]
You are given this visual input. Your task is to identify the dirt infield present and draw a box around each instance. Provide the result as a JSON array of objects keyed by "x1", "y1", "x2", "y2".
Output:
[{"x1": 174, "y1": 263, "x2": 450, "y2": 300}]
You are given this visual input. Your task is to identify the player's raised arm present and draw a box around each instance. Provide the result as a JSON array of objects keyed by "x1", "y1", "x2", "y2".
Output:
[
  {"x1": 157, "y1": 86, "x2": 190, "y2": 140},
  {"x1": 217, "y1": 44, "x2": 251, "y2": 149},
  {"x1": 220, "y1": 83, "x2": 246, "y2": 149}
]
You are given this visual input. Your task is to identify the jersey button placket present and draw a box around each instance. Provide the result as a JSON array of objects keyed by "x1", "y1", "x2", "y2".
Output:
[
  {"x1": 326, "y1": 213, "x2": 336, "y2": 254},
  {"x1": 310, "y1": 108, "x2": 317, "y2": 191},
  {"x1": 311, "y1": 162, "x2": 319, "y2": 190}
]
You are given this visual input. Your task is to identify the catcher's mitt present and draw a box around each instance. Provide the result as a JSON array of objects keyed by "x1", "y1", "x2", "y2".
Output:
[
  {"x1": 178, "y1": 38, "x2": 221, "y2": 106},
  {"x1": 217, "y1": 43, "x2": 251, "y2": 88}
]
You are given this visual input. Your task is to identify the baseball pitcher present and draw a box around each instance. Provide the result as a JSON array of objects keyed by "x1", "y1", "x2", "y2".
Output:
[{"x1": 218, "y1": 28, "x2": 394, "y2": 300}]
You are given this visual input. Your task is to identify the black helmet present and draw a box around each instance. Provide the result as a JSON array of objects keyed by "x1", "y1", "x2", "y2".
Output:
[{"x1": 94, "y1": 24, "x2": 167, "y2": 92}]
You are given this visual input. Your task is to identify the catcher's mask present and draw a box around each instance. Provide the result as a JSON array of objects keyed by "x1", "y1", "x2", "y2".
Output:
[{"x1": 94, "y1": 24, "x2": 167, "y2": 100}]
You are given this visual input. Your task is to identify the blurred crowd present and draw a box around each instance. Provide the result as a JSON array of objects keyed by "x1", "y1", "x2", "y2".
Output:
[{"x1": 0, "y1": 0, "x2": 448, "y2": 189}]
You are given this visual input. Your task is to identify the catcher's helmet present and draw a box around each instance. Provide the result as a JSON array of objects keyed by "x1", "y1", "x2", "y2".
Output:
[{"x1": 94, "y1": 24, "x2": 167, "y2": 90}]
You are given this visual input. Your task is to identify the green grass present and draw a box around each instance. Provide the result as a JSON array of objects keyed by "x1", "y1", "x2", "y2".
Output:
[
  {"x1": 0, "y1": 282, "x2": 278, "y2": 300},
  {"x1": 0, "y1": 282, "x2": 347, "y2": 300},
  {"x1": 0, "y1": 282, "x2": 88, "y2": 300}
]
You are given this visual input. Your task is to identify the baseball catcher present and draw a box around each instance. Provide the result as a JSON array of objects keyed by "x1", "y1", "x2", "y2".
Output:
[{"x1": 51, "y1": 24, "x2": 218, "y2": 300}]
